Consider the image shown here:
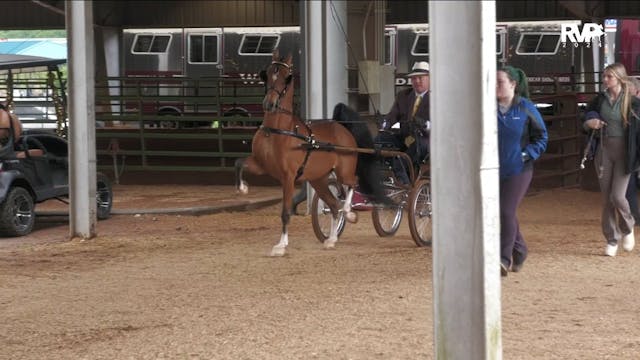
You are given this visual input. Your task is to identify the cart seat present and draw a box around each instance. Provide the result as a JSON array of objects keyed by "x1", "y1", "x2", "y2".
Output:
[
  {"x1": 0, "y1": 108, "x2": 15, "y2": 141},
  {"x1": 0, "y1": 109, "x2": 44, "y2": 158}
]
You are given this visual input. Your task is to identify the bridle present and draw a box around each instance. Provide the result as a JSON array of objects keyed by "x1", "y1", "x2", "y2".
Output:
[
  {"x1": 263, "y1": 60, "x2": 293, "y2": 114},
  {"x1": 260, "y1": 59, "x2": 317, "y2": 180}
]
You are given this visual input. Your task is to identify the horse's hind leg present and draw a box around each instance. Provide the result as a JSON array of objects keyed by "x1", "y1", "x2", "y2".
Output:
[
  {"x1": 235, "y1": 156, "x2": 265, "y2": 194},
  {"x1": 342, "y1": 187, "x2": 357, "y2": 224},
  {"x1": 310, "y1": 178, "x2": 355, "y2": 249},
  {"x1": 271, "y1": 176, "x2": 295, "y2": 257},
  {"x1": 333, "y1": 161, "x2": 359, "y2": 224}
]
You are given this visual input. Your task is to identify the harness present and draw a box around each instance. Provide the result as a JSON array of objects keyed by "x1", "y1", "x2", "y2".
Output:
[{"x1": 261, "y1": 60, "x2": 321, "y2": 181}]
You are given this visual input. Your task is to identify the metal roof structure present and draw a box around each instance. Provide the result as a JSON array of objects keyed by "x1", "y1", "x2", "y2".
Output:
[
  {"x1": 0, "y1": 54, "x2": 66, "y2": 72},
  {"x1": 0, "y1": 1, "x2": 639, "y2": 30}
]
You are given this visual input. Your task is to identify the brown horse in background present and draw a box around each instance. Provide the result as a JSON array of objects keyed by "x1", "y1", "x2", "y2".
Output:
[{"x1": 235, "y1": 51, "x2": 360, "y2": 256}]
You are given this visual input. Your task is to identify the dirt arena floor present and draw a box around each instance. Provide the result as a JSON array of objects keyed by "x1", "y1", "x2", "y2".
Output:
[{"x1": 1, "y1": 186, "x2": 639, "y2": 359}]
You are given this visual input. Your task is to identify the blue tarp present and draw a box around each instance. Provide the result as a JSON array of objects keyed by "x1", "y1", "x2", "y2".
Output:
[{"x1": 0, "y1": 39, "x2": 66, "y2": 60}]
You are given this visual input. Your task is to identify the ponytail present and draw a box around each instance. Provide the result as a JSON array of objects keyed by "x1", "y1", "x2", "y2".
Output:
[{"x1": 501, "y1": 66, "x2": 530, "y2": 99}]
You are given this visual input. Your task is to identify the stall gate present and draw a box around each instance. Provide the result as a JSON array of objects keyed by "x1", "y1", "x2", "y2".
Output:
[{"x1": 529, "y1": 93, "x2": 582, "y2": 192}]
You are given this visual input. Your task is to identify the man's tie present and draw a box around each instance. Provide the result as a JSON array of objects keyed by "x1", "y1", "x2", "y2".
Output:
[
  {"x1": 406, "y1": 95, "x2": 422, "y2": 147},
  {"x1": 411, "y1": 95, "x2": 422, "y2": 118}
]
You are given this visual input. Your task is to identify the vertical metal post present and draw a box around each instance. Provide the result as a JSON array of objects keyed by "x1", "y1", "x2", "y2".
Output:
[
  {"x1": 430, "y1": 1, "x2": 502, "y2": 358},
  {"x1": 66, "y1": 0, "x2": 97, "y2": 239},
  {"x1": 301, "y1": 0, "x2": 347, "y2": 214}
]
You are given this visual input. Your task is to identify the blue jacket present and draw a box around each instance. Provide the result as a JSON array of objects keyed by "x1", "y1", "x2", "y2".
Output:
[{"x1": 498, "y1": 96, "x2": 548, "y2": 179}]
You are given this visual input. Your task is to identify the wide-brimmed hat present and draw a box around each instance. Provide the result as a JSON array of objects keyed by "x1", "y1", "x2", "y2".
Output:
[{"x1": 407, "y1": 61, "x2": 430, "y2": 77}]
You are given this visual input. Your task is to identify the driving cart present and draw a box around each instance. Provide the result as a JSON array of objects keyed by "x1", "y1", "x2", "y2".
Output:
[{"x1": 310, "y1": 129, "x2": 433, "y2": 247}]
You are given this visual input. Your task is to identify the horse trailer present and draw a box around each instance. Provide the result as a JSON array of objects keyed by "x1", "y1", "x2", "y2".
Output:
[
  {"x1": 122, "y1": 26, "x2": 301, "y2": 119},
  {"x1": 121, "y1": 20, "x2": 639, "y2": 118}
]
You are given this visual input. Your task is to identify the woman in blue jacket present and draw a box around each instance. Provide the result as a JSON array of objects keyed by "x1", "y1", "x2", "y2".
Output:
[{"x1": 497, "y1": 66, "x2": 548, "y2": 276}]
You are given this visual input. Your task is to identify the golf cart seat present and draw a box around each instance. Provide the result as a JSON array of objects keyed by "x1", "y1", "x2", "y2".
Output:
[{"x1": 0, "y1": 108, "x2": 44, "y2": 158}]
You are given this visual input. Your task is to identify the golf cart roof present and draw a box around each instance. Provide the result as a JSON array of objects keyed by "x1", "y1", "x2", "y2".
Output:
[{"x1": 0, "y1": 55, "x2": 66, "y2": 74}]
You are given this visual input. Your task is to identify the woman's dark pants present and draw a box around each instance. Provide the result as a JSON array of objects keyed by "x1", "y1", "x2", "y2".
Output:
[{"x1": 500, "y1": 168, "x2": 533, "y2": 267}]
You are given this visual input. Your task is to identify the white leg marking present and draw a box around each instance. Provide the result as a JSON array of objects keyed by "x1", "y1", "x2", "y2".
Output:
[
  {"x1": 270, "y1": 232, "x2": 288, "y2": 257},
  {"x1": 238, "y1": 180, "x2": 249, "y2": 194},
  {"x1": 324, "y1": 216, "x2": 338, "y2": 249},
  {"x1": 343, "y1": 187, "x2": 357, "y2": 223}
]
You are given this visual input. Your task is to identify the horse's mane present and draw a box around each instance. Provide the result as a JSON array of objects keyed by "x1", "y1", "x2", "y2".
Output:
[{"x1": 332, "y1": 103, "x2": 391, "y2": 205}]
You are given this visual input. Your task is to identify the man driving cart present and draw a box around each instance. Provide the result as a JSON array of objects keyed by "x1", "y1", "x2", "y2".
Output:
[
  {"x1": 351, "y1": 61, "x2": 431, "y2": 209},
  {"x1": 376, "y1": 61, "x2": 431, "y2": 185}
]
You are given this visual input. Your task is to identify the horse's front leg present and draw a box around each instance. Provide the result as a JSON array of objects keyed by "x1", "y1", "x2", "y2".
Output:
[
  {"x1": 235, "y1": 156, "x2": 265, "y2": 194},
  {"x1": 271, "y1": 178, "x2": 295, "y2": 257}
]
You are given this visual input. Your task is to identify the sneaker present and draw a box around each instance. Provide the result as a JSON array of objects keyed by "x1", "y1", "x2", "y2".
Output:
[
  {"x1": 351, "y1": 190, "x2": 373, "y2": 211},
  {"x1": 500, "y1": 261, "x2": 509, "y2": 277},
  {"x1": 605, "y1": 243, "x2": 618, "y2": 257},
  {"x1": 512, "y1": 251, "x2": 527, "y2": 273},
  {"x1": 622, "y1": 230, "x2": 635, "y2": 252}
]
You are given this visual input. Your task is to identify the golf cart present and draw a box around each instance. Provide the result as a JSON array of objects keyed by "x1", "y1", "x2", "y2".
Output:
[
  {"x1": 0, "y1": 108, "x2": 112, "y2": 236},
  {"x1": 0, "y1": 55, "x2": 112, "y2": 236}
]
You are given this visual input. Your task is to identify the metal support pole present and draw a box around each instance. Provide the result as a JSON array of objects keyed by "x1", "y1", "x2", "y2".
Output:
[
  {"x1": 66, "y1": 0, "x2": 97, "y2": 239},
  {"x1": 431, "y1": 1, "x2": 502, "y2": 358}
]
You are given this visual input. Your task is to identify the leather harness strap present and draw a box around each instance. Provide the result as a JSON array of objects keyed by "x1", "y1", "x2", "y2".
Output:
[{"x1": 260, "y1": 124, "x2": 318, "y2": 181}]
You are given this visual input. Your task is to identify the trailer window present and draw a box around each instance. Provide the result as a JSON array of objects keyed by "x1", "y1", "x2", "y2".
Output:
[
  {"x1": 188, "y1": 34, "x2": 220, "y2": 64},
  {"x1": 384, "y1": 29, "x2": 396, "y2": 65},
  {"x1": 132, "y1": 34, "x2": 171, "y2": 54},
  {"x1": 239, "y1": 35, "x2": 281, "y2": 55},
  {"x1": 411, "y1": 34, "x2": 429, "y2": 56},
  {"x1": 515, "y1": 33, "x2": 560, "y2": 55},
  {"x1": 496, "y1": 33, "x2": 504, "y2": 56}
]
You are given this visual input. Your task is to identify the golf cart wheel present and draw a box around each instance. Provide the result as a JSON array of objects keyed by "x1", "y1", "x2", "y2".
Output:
[
  {"x1": 96, "y1": 173, "x2": 113, "y2": 220},
  {"x1": 0, "y1": 187, "x2": 35, "y2": 237}
]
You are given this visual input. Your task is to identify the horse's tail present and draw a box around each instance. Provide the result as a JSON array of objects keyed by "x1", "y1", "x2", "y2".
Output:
[{"x1": 332, "y1": 103, "x2": 392, "y2": 205}]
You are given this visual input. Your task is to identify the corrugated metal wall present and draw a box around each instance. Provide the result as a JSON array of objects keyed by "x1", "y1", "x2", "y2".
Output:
[
  {"x1": 0, "y1": 0, "x2": 299, "y2": 30},
  {"x1": 118, "y1": 0, "x2": 299, "y2": 28}
]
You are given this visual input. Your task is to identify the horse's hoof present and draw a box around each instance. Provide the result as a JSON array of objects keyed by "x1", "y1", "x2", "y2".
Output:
[
  {"x1": 345, "y1": 211, "x2": 358, "y2": 223},
  {"x1": 238, "y1": 181, "x2": 249, "y2": 195},
  {"x1": 270, "y1": 246, "x2": 286, "y2": 257},
  {"x1": 323, "y1": 240, "x2": 336, "y2": 249}
]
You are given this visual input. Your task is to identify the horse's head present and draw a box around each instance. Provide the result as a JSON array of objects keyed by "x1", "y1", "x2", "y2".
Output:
[{"x1": 261, "y1": 50, "x2": 293, "y2": 113}]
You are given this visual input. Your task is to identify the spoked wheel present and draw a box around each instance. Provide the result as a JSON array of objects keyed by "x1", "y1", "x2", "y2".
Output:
[
  {"x1": 311, "y1": 180, "x2": 346, "y2": 242},
  {"x1": 408, "y1": 179, "x2": 433, "y2": 247},
  {"x1": 0, "y1": 187, "x2": 35, "y2": 237},
  {"x1": 371, "y1": 181, "x2": 406, "y2": 237}
]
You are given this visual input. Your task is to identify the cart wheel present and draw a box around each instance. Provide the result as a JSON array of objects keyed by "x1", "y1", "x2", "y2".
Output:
[
  {"x1": 311, "y1": 180, "x2": 346, "y2": 242},
  {"x1": 408, "y1": 179, "x2": 433, "y2": 247},
  {"x1": 371, "y1": 185, "x2": 405, "y2": 237},
  {"x1": 0, "y1": 187, "x2": 35, "y2": 237}
]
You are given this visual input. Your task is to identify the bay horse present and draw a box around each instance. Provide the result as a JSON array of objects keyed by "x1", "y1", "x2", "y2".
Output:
[{"x1": 235, "y1": 51, "x2": 364, "y2": 256}]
